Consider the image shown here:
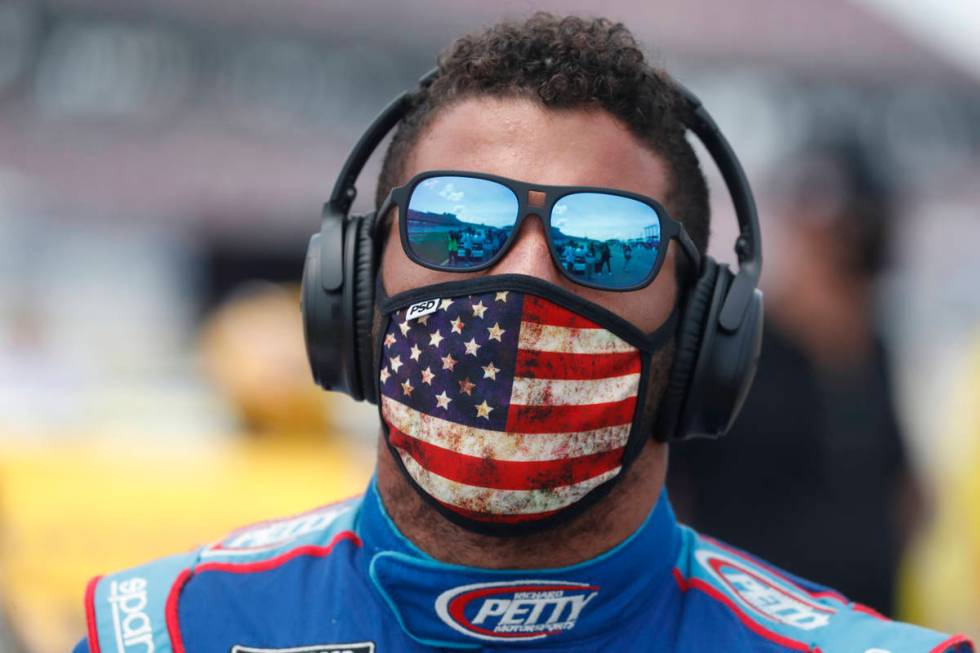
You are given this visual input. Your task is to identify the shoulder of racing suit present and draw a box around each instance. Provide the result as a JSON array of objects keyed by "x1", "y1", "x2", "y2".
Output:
[
  {"x1": 672, "y1": 527, "x2": 974, "y2": 653},
  {"x1": 78, "y1": 495, "x2": 362, "y2": 653},
  {"x1": 74, "y1": 493, "x2": 974, "y2": 653}
]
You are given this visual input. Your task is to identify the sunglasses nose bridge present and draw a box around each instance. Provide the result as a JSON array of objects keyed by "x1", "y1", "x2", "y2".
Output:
[
  {"x1": 517, "y1": 189, "x2": 549, "y2": 230},
  {"x1": 527, "y1": 189, "x2": 547, "y2": 209},
  {"x1": 493, "y1": 211, "x2": 564, "y2": 283}
]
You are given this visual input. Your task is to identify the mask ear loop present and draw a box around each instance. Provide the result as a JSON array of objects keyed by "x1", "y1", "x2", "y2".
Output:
[
  {"x1": 620, "y1": 348, "x2": 657, "y2": 471},
  {"x1": 373, "y1": 270, "x2": 394, "y2": 406}
]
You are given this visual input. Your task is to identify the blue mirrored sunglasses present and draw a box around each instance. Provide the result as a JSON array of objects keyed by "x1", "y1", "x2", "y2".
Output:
[{"x1": 377, "y1": 171, "x2": 700, "y2": 292}]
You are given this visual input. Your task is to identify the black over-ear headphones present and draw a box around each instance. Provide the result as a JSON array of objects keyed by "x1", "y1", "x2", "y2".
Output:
[{"x1": 301, "y1": 69, "x2": 763, "y2": 442}]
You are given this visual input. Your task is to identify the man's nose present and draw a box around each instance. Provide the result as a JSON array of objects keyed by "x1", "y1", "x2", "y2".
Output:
[{"x1": 490, "y1": 213, "x2": 564, "y2": 283}]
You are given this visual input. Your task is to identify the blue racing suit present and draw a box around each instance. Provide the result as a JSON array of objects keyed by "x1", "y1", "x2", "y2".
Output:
[{"x1": 76, "y1": 479, "x2": 972, "y2": 652}]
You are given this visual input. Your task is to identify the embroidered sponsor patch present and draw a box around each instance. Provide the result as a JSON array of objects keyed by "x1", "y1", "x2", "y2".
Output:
[
  {"x1": 696, "y1": 550, "x2": 834, "y2": 630},
  {"x1": 203, "y1": 503, "x2": 352, "y2": 556},
  {"x1": 231, "y1": 643, "x2": 375, "y2": 653},
  {"x1": 434, "y1": 580, "x2": 599, "y2": 642},
  {"x1": 109, "y1": 577, "x2": 154, "y2": 653}
]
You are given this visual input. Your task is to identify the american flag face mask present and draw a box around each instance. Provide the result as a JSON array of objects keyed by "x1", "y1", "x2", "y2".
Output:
[{"x1": 375, "y1": 274, "x2": 677, "y2": 535}]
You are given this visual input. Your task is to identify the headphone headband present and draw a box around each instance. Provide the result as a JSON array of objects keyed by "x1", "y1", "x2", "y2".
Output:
[
  {"x1": 327, "y1": 70, "x2": 438, "y2": 215},
  {"x1": 319, "y1": 70, "x2": 437, "y2": 295}
]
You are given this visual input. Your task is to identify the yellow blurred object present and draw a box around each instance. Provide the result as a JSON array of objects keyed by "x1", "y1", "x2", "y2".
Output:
[
  {"x1": 899, "y1": 334, "x2": 980, "y2": 639},
  {"x1": 199, "y1": 282, "x2": 329, "y2": 436},
  {"x1": 0, "y1": 434, "x2": 373, "y2": 653}
]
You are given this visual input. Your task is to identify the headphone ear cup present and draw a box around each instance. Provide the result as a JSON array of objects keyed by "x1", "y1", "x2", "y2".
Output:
[
  {"x1": 656, "y1": 258, "x2": 719, "y2": 442},
  {"x1": 302, "y1": 215, "x2": 355, "y2": 396},
  {"x1": 682, "y1": 267, "x2": 763, "y2": 440},
  {"x1": 301, "y1": 211, "x2": 376, "y2": 403},
  {"x1": 665, "y1": 261, "x2": 764, "y2": 442},
  {"x1": 351, "y1": 214, "x2": 379, "y2": 404}
]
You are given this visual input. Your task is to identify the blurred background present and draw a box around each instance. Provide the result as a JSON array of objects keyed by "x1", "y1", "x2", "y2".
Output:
[{"x1": 0, "y1": 0, "x2": 978, "y2": 651}]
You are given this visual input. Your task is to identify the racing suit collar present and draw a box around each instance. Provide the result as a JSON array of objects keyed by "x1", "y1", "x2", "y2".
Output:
[{"x1": 361, "y1": 477, "x2": 683, "y2": 648}]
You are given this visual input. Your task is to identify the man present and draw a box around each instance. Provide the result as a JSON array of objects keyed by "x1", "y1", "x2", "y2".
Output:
[
  {"x1": 669, "y1": 136, "x2": 920, "y2": 616},
  {"x1": 600, "y1": 241, "x2": 612, "y2": 275},
  {"x1": 76, "y1": 14, "x2": 972, "y2": 652}
]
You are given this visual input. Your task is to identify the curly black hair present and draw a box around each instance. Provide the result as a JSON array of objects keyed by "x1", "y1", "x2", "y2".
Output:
[{"x1": 374, "y1": 13, "x2": 710, "y2": 256}]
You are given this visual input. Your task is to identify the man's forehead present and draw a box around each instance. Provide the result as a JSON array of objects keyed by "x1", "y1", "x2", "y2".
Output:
[{"x1": 405, "y1": 96, "x2": 671, "y2": 201}]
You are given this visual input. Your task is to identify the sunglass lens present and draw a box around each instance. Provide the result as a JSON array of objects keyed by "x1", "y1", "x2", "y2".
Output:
[
  {"x1": 552, "y1": 193, "x2": 663, "y2": 290},
  {"x1": 406, "y1": 176, "x2": 519, "y2": 269}
]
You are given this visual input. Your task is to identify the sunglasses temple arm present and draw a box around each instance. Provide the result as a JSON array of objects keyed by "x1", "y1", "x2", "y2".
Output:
[
  {"x1": 677, "y1": 229, "x2": 702, "y2": 276},
  {"x1": 372, "y1": 193, "x2": 396, "y2": 237}
]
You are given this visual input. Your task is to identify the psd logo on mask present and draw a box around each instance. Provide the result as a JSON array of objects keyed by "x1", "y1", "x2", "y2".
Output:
[{"x1": 435, "y1": 580, "x2": 599, "y2": 641}]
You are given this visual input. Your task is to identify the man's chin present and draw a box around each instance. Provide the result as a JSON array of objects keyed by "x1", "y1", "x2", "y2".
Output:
[{"x1": 374, "y1": 433, "x2": 667, "y2": 569}]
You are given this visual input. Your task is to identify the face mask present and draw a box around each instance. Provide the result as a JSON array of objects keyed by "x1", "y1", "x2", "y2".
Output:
[{"x1": 375, "y1": 274, "x2": 676, "y2": 536}]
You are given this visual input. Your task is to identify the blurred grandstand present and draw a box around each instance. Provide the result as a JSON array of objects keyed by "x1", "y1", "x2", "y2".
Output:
[{"x1": 0, "y1": 1, "x2": 978, "y2": 651}]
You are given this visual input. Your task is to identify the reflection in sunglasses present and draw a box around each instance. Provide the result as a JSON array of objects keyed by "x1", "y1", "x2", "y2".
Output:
[{"x1": 403, "y1": 175, "x2": 667, "y2": 290}]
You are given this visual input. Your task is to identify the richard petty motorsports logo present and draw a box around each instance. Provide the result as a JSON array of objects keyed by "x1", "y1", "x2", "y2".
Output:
[
  {"x1": 696, "y1": 550, "x2": 835, "y2": 630},
  {"x1": 435, "y1": 580, "x2": 599, "y2": 642}
]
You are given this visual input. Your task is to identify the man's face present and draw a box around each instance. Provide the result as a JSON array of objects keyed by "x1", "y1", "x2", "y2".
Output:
[{"x1": 381, "y1": 96, "x2": 678, "y2": 334}]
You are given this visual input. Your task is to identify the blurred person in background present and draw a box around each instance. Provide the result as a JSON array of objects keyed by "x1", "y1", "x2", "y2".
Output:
[
  {"x1": 199, "y1": 282, "x2": 330, "y2": 437},
  {"x1": 669, "y1": 134, "x2": 921, "y2": 616},
  {"x1": 73, "y1": 14, "x2": 971, "y2": 653}
]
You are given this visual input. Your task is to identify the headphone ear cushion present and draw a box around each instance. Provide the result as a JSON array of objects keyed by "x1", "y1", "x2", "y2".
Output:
[
  {"x1": 656, "y1": 257, "x2": 719, "y2": 441},
  {"x1": 351, "y1": 214, "x2": 379, "y2": 404}
]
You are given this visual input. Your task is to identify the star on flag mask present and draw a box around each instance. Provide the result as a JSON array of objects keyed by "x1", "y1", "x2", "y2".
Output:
[{"x1": 375, "y1": 274, "x2": 677, "y2": 536}]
